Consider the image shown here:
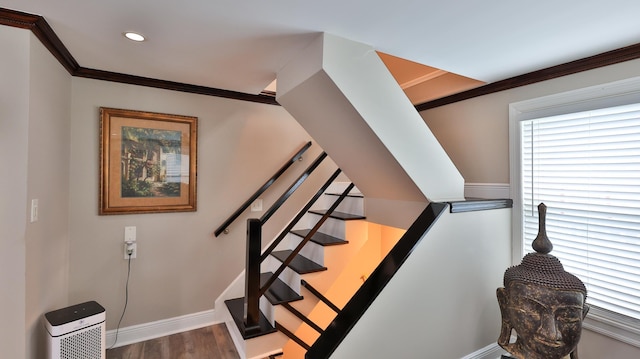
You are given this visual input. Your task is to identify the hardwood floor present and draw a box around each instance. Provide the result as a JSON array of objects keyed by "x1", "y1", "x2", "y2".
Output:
[{"x1": 106, "y1": 323, "x2": 240, "y2": 359}]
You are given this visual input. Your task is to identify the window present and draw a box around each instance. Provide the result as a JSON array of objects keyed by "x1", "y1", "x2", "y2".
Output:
[{"x1": 510, "y1": 77, "x2": 640, "y2": 347}]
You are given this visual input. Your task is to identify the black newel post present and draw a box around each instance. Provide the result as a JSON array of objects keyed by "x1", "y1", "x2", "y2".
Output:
[{"x1": 244, "y1": 218, "x2": 262, "y2": 333}]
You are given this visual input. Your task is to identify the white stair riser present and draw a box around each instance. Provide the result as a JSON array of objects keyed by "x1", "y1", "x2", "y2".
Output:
[
  {"x1": 306, "y1": 214, "x2": 347, "y2": 239},
  {"x1": 326, "y1": 182, "x2": 361, "y2": 195},
  {"x1": 260, "y1": 296, "x2": 275, "y2": 325},
  {"x1": 272, "y1": 232, "x2": 305, "y2": 252},
  {"x1": 274, "y1": 305, "x2": 302, "y2": 331},
  {"x1": 262, "y1": 255, "x2": 302, "y2": 293},
  {"x1": 311, "y1": 194, "x2": 364, "y2": 216},
  {"x1": 245, "y1": 331, "x2": 289, "y2": 359},
  {"x1": 287, "y1": 234, "x2": 325, "y2": 266}
]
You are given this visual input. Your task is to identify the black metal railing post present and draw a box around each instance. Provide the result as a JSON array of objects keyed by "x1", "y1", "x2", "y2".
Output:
[
  {"x1": 240, "y1": 150, "x2": 335, "y2": 337},
  {"x1": 244, "y1": 218, "x2": 262, "y2": 333}
]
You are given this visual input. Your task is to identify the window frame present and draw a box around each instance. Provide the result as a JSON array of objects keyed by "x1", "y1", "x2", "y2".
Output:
[{"x1": 509, "y1": 76, "x2": 640, "y2": 348}]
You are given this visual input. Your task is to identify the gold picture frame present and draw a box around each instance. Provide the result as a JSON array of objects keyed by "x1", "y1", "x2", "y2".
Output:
[{"x1": 99, "y1": 107, "x2": 197, "y2": 215}]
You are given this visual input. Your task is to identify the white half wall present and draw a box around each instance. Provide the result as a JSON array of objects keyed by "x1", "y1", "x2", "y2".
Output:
[{"x1": 329, "y1": 207, "x2": 512, "y2": 359}]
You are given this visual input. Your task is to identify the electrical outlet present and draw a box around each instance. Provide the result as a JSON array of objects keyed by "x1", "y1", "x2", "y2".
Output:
[
  {"x1": 124, "y1": 226, "x2": 137, "y2": 259},
  {"x1": 124, "y1": 242, "x2": 137, "y2": 259}
]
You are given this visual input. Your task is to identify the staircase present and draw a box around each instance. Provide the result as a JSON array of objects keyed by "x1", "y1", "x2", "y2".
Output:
[
  {"x1": 215, "y1": 32, "x2": 513, "y2": 359},
  {"x1": 218, "y1": 180, "x2": 391, "y2": 359}
]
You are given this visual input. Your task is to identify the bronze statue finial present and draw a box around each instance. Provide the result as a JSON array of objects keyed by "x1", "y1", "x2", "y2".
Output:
[
  {"x1": 532, "y1": 203, "x2": 553, "y2": 254},
  {"x1": 497, "y1": 203, "x2": 588, "y2": 359}
]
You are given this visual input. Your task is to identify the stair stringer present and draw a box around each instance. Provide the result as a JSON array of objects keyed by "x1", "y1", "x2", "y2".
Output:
[{"x1": 316, "y1": 208, "x2": 512, "y2": 359}]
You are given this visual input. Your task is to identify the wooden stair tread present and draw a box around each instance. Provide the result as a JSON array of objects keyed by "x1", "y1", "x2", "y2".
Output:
[
  {"x1": 261, "y1": 272, "x2": 303, "y2": 304},
  {"x1": 308, "y1": 209, "x2": 365, "y2": 220},
  {"x1": 271, "y1": 250, "x2": 327, "y2": 274},
  {"x1": 224, "y1": 298, "x2": 276, "y2": 339},
  {"x1": 290, "y1": 229, "x2": 348, "y2": 246}
]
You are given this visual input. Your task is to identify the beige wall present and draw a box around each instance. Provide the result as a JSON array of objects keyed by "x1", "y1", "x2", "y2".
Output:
[
  {"x1": 420, "y1": 58, "x2": 640, "y2": 358},
  {"x1": 421, "y1": 58, "x2": 640, "y2": 184},
  {"x1": 580, "y1": 330, "x2": 640, "y2": 358},
  {"x1": 68, "y1": 77, "x2": 321, "y2": 331},
  {"x1": 0, "y1": 27, "x2": 71, "y2": 359},
  {"x1": 5, "y1": 19, "x2": 640, "y2": 358},
  {"x1": 0, "y1": 26, "x2": 30, "y2": 359},
  {"x1": 25, "y1": 32, "x2": 73, "y2": 358}
]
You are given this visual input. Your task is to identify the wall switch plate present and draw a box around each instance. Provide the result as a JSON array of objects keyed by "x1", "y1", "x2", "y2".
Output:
[
  {"x1": 30, "y1": 199, "x2": 39, "y2": 223},
  {"x1": 251, "y1": 199, "x2": 263, "y2": 212},
  {"x1": 124, "y1": 226, "x2": 136, "y2": 242}
]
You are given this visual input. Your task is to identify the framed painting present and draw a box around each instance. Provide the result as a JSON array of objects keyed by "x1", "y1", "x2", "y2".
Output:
[{"x1": 99, "y1": 107, "x2": 197, "y2": 214}]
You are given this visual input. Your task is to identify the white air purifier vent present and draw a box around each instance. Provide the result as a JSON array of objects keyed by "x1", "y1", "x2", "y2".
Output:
[{"x1": 44, "y1": 301, "x2": 106, "y2": 359}]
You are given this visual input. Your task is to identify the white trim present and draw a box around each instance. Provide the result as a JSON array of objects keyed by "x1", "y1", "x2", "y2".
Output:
[
  {"x1": 509, "y1": 104, "x2": 525, "y2": 264},
  {"x1": 400, "y1": 69, "x2": 447, "y2": 89},
  {"x1": 509, "y1": 76, "x2": 640, "y2": 121},
  {"x1": 509, "y1": 75, "x2": 640, "y2": 348},
  {"x1": 464, "y1": 183, "x2": 510, "y2": 199},
  {"x1": 509, "y1": 77, "x2": 640, "y2": 261},
  {"x1": 584, "y1": 307, "x2": 640, "y2": 349},
  {"x1": 107, "y1": 309, "x2": 218, "y2": 348},
  {"x1": 460, "y1": 342, "x2": 506, "y2": 359}
]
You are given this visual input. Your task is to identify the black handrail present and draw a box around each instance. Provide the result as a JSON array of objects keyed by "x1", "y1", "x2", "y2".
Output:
[
  {"x1": 305, "y1": 202, "x2": 448, "y2": 359},
  {"x1": 260, "y1": 152, "x2": 327, "y2": 224},
  {"x1": 214, "y1": 141, "x2": 312, "y2": 237}
]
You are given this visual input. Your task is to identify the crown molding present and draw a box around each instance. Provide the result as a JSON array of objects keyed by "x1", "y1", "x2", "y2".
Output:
[
  {"x1": 3, "y1": 7, "x2": 639, "y2": 110},
  {"x1": 74, "y1": 67, "x2": 279, "y2": 105},
  {"x1": 415, "y1": 42, "x2": 640, "y2": 111},
  {"x1": 0, "y1": 7, "x2": 79, "y2": 74},
  {"x1": 400, "y1": 69, "x2": 447, "y2": 89},
  {"x1": 0, "y1": 7, "x2": 279, "y2": 106}
]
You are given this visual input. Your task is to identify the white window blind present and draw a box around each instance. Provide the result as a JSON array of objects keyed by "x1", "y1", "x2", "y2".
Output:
[{"x1": 521, "y1": 103, "x2": 640, "y2": 321}]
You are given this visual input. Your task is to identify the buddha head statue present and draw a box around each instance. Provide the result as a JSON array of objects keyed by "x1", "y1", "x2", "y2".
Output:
[{"x1": 497, "y1": 203, "x2": 589, "y2": 359}]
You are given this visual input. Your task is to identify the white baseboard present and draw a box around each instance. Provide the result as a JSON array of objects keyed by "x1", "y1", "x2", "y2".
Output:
[
  {"x1": 460, "y1": 342, "x2": 506, "y2": 359},
  {"x1": 107, "y1": 309, "x2": 218, "y2": 348},
  {"x1": 464, "y1": 183, "x2": 510, "y2": 199}
]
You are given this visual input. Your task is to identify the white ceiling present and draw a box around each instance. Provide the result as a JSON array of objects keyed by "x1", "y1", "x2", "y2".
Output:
[{"x1": 3, "y1": 0, "x2": 640, "y2": 96}]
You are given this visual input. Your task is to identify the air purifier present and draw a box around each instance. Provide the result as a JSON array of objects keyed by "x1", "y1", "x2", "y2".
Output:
[{"x1": 44, "y1": 301, "x2": 106, "y2": 359}]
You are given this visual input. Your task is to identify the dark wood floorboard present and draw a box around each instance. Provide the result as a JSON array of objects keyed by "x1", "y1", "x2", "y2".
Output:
[{"x1": 107, "y1": 323, "x2": 240, "y2": 359}]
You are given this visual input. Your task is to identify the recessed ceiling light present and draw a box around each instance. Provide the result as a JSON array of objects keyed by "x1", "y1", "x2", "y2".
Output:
[{"x1": 124, "y1": 32, "x2": 145, "y2": 42}]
